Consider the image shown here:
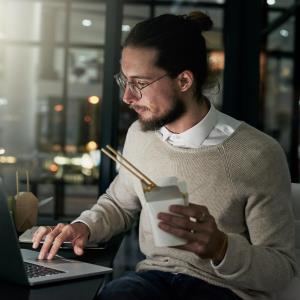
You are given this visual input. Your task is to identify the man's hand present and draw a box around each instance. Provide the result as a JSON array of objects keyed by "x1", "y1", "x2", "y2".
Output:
[
  {"x1": 32, "y1": 222, "x2": 90, "y2": 260},
  {"x1": 157, "y1": 203, "x2": 227, "y2": 264}
]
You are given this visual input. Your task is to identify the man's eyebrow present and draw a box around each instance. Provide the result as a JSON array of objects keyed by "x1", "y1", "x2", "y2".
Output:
[{"x1": 121, "y1": 74, "x2": 153, "y2": 81}]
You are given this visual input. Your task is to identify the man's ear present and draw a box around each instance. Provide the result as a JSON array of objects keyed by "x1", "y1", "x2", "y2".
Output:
[{"x1": 176, "y1": 70, "x2": 194, "y2": 92}]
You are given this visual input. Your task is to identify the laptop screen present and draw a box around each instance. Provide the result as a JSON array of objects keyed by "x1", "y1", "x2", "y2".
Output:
[{"x1": 0, "y1": 182, "x2": 29, "y2": 285}]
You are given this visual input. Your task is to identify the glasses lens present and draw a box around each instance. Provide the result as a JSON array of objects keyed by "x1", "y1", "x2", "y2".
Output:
[
  {"x1": 129, "y1": 84, "x2": 142, "y2": 99},
  {"x1": 115, "y1": 73, "x2": 125, "y2": 89},
  {"x1": 114, "y1": 73, "x2": 142, "y2": 99},
  {"x1": 114, "y1": 73, "x2": 125, "y2": 98}
]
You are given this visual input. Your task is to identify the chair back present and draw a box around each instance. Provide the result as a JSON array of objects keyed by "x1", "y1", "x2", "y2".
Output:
[{"x1": 274, "y1": 183, "x2": 300, "y2": 300}]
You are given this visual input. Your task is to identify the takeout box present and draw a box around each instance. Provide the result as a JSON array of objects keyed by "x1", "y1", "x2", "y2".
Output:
[
  {"x1": 100, "y1": 146, "x2": 189, "y2": 248},
  {"x1": 144, "y1": 177, "x2": 189, "y2": 247}
]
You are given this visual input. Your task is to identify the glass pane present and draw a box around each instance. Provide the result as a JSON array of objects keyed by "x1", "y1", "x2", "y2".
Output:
[
  {"x1": 266, "y1": 0, "x2": 295, "y2": 8},
  {"x1": 0, "y1": 45, "x2": 43, "y2": 194},
  {"x1": 267, "y1": 13, "x2": 294, "y2": 52},
  {"x1": 122, "y1": 5, "x2": 150, "y2": 43},
  {"x1": 263, "y1": 57, "x2": 293, "y2": 153},
  {"x1": 70, "y1": 2, "x2": 106, "y2": 45},
  {"x1": 0, "y1": 1, "x2": 66, "y2": 43},
  {"x1": 0, "y1": 0, "x2": 106, "y2": 219}
]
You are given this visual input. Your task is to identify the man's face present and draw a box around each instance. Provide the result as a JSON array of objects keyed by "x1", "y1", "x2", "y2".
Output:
[{"x1": 120, "y1": 47, "x2": 186, "y2": 131}]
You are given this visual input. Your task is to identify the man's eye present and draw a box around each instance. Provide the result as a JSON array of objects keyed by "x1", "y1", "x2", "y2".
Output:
[{"x1": 136, "y1": 81, "x2": 148, "y2": 88}]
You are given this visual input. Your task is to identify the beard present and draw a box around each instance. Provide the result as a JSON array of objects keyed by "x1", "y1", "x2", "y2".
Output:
[{"x1": 135, "y1": 95, "x2": 186, "y2": 132}]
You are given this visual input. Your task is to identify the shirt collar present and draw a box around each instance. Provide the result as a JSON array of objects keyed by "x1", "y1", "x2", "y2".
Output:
[{"x1": 158, "y1": 102, "x2": 218, "y2": 148}]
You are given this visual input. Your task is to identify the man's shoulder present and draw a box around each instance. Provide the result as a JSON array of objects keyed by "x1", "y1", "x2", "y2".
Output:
[
  {"x1": 222, "y1": 123, "x2": 291, "y2": 193},
  {"x1": 228, "y1": 122, "x2": 283, "y2": 153},
  {"x1": 222, "y1": 122, "x2": 287, "y2": 173}
]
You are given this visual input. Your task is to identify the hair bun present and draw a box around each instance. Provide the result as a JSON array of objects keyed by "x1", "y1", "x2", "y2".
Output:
[{"x1": 188, "y1": 11, "x2": 213, "y2": 31}]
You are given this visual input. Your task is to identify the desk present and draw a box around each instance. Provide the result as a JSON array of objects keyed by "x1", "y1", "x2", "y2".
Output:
[
  {"x1": 0, "y1": 234, "x2": 123, "y2": 300},
  {"x1": 1, "y1": 277, "x2": 104, "y2": 300}
]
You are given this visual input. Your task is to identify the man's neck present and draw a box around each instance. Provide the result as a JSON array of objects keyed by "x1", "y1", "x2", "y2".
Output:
[{"x1": 165, "y1": 99, "x2": 210, "y2": 134}]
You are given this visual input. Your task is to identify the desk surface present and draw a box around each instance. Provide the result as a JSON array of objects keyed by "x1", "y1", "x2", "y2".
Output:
[
  {"x1": 1, "y1": 277, "x2": 104, "y2": 300},
  {"x1": 0, "y1": 234, "x2": 123, "y2": 300}
]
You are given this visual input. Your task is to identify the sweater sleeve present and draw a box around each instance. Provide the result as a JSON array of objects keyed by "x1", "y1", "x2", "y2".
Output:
[
  {"x1": 73, "y1": 125, "x2": 142, "y2": 242},
  {"x1": 213, "y1": 134, "x2": 297, "y2": 293}
]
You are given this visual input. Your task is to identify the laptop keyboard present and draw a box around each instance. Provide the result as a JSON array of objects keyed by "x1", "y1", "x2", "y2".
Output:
[{"x1": 24, "y1": 261, "x2": 65, "y2": 278}]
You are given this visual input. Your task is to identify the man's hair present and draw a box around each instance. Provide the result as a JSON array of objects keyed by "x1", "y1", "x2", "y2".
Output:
[{"x1": 123, "y1": 11, "x2": 213, "y2": 101}]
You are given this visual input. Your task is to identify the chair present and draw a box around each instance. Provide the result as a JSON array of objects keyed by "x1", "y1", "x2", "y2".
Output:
[{"x1": 274, "y1": 183, "x2": 300, "y2": 300}]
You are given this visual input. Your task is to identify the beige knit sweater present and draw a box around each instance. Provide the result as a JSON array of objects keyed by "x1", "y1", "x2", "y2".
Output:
[{"x1": 75, "y1": 121, "x2": 296, "y2": 300}]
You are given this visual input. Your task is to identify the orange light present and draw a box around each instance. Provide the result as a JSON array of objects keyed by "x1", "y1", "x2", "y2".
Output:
[
  {"x1": 52, "y1": 144, "x2": 62, "y2": 152},
  {"x1": 84, "y1": 115, "x2": 92, "y2": 123},
  {"x1": 54, "y1": 104, "x2": 64, "y2": 112},
  {"x1": 65, "y1": 144, "x2": 77, "y2": 153},
  {"x1": 209, "y1": 51, "x2": 224, "y2": 71},
  {"x1": 88, "y1": 96, "x2": 100, "y2": 104},
  {"x1": 49, "y1": 163, "x2": 59, "y2": 173}
]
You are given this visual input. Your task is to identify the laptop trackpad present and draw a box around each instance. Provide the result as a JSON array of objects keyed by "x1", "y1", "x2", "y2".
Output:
[{"x1": 21, "y1": 249, "x2": 76, "y2": 264}]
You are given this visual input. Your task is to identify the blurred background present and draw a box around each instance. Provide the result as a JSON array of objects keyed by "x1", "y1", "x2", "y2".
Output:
[{"x1": 0, "y1": 0, "x2": 299, "y2": 277}]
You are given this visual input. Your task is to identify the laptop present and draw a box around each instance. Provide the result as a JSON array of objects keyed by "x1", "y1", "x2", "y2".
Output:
[{"x1": 0, "y1": 183, "x2": 112, "y2": 286}]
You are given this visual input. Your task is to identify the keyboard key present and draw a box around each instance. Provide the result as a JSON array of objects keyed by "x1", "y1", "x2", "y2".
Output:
[{"x1": 24, "y1": 262, "x2": 65, "y2": 278}]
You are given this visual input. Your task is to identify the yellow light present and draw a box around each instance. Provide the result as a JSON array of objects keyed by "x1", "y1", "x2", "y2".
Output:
[
  {"x1": 7, "y1": 156, "x2": 17, "y2": 164},
  {"x1": 86, "y1": 141, "x2": 98, "y2": 151},
  {"x1": 88, "y1": 96, "x2": 100, "y2": 104},
  {"x1": 0, "y1": 148, "x2": 5, "y2": 155},
  {"x1": 0, "y1": 156, "x2": 17, "y2": 164}
]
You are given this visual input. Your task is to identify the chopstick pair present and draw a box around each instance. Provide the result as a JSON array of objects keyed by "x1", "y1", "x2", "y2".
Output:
[{"x1": 101, "y1": 145, "x2": 156, "y2": 192}]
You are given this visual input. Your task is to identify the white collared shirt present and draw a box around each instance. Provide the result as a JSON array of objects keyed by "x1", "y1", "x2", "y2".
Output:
[{"x1": 158, "y1": 103, "x2": 241, "y2": 148}]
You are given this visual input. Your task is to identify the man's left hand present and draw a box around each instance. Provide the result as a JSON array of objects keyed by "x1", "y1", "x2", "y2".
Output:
[{"x1": 157, "y1": 203, "x2": 227, "y2": 264}]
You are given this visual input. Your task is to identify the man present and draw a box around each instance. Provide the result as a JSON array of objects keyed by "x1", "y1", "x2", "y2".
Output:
[{"x1": 33, "y1": 12, "x2": 296, "y2": 300}]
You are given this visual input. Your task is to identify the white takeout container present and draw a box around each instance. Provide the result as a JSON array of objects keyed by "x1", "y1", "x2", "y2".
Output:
[{"x1": 144, "y1": 177, "x2": 188, "y2": 247}]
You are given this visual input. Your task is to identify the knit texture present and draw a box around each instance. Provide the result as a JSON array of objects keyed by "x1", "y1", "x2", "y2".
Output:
[{"x1": 75, "y1": 121, "x2": 296, "y2": 300}]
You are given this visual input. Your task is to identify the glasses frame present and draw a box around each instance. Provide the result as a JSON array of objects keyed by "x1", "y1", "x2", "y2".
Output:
[{"x1": 114, "y1": 72, "x2": 168, "y2": 99}]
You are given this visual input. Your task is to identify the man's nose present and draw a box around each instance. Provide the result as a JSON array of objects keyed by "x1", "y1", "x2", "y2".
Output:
[{"x1": 122, "y1": 85, "x2": 140, "y2": 105}]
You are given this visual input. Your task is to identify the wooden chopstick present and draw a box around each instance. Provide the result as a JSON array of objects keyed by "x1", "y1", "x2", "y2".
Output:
[
  {"x1": 101, "y1": 145, "x2": 156, "y2": 191},
  {"x1": 101, "y1": 146, "x2": 156, "y2": 189},
  {"x1": 106, "y1": 145, "x2": 156, "y2": 187}
]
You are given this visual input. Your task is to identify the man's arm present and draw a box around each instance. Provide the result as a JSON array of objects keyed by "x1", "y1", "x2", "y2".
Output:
[
  {"x1": 212, "y1": 137, "x2": 297, "y2": 292},
  {"x1": 73, "y1": 168, "x2": 142, "y2": 243}
]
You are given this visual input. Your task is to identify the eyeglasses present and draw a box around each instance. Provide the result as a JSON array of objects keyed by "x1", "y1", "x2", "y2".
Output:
[{"x1": 114, "y1": 72, "x2": 168, "y2": 100}]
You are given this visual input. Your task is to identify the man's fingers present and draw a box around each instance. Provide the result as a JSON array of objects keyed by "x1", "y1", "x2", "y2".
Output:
[
  {"x1": 169, "y1": 203, "x2": 210, "y2": 221},
  {"x1": 32, "y1": 226, "x2": 50, "y2": 249},
  {"x1": 46, "y1": 234, "x2": 66, "y2": 260},
  {"x1": 158, "y1": 221, "x2": 200, "y2": 241},
  {"x1": 38, "y1": 234, "x2": 56, "y2": 259},
  {"x1": 158, "y1": 212, "x2": 209, "y2": 231},
  {"x1": 73, "y1": 238, "x2": 86, "y2": 256},
  {"x1": 34, "y1": 223, "x2": 89, "y2": 260},
  {"x1": 36, "y1": 224, "x2": 68, "y2": 259}
]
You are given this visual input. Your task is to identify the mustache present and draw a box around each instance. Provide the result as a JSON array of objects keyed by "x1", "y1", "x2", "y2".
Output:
[{"x1": 129, "y1": 104, "x2": 149, "y2": 111}]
